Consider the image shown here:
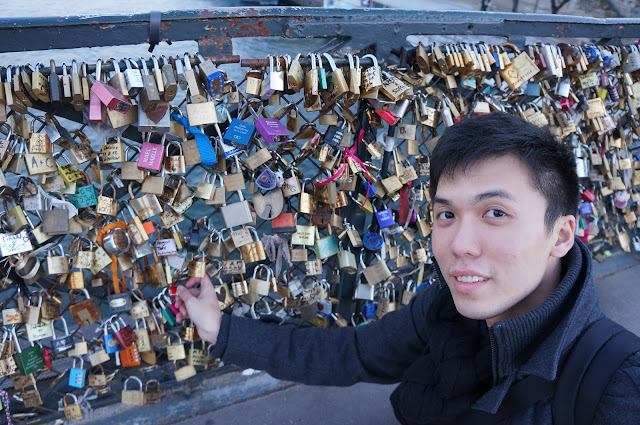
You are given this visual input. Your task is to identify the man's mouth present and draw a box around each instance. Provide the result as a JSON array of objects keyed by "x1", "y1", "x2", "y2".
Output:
[{"x1": 454, "y1": 275, "x2": 489, "y2": 283}]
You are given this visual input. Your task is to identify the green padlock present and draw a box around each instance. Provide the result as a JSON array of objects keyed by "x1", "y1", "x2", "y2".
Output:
[{"x1": 12, "y1": 326, "x2": 45, "y2": 376}]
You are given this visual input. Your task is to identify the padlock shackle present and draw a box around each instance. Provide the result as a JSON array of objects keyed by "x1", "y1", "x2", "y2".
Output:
[{"x1": 123, "y1": 375, "x2": 143, "y2": 391}]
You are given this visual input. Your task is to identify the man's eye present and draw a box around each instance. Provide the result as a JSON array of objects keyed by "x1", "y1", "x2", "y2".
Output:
[
  {"x1": 485, "y1": 209, "x2": 506, "y2": 218},
  {"x1": 437, "y1": 211, "x2": 455, "y2": 220}
]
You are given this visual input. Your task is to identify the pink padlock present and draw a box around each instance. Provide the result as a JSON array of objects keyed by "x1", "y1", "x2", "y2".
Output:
[
  {"x1": 88, "y1": 61, "x2": 107, "y2": 126},
  {"x1": 89, "y1": 59, "x2": 132, "y2": 114},
  {"x1": 137, "y1": 139, "x2": 165, "y2": 173}
]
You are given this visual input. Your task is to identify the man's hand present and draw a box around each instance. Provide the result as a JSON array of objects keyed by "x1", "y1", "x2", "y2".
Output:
[{"x1": 174, "y1": 276, "x2": 222, "y2": 344}]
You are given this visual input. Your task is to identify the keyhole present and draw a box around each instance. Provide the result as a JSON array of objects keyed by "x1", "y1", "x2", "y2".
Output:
[{"x1": 265, "y1": 204, "x2": 273, "y2": 219}]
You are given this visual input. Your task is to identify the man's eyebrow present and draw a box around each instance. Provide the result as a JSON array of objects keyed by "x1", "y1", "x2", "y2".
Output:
[
  {"x1": 432, "y1": 190, "x2": 515, "y2": 206},
  {"x1": 433, "y1": 197, "x2": 451, "y2": 206},
  {"x1": 473, "y1": 189, "x2": 515, "y2": 204}
]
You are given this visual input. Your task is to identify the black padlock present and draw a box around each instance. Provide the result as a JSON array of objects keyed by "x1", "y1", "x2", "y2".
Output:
[
  {"x1": 187, "y1": 222, "x2": 200, "y2": 252},
  {"x1": 323, "y1": 125, "x2": 344, "y2": 147}
]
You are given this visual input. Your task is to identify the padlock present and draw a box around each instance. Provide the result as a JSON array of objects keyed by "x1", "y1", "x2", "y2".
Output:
[
  {"x1": 88, "y1": 364, "x2": 107, "y2": 387},
  {"x1": 103, "y1": 320, "x2": 122, "y2": 354},
  {"x1": 2, "y1": 297, "x2": 22, "y2": 325},
  {"x1": 361, "y1": 54, "x2": 382, "y2": 98},
  {"x1": 239, "y1": 227, "x2": 267, "y2": 264},
  {"x1": 361, "y1": 252, "x2": 391, "y2": 285},
  {"x1": 63, "y1": 393, "x2": 83, "y2": 421},
  {"x1": 338, "y1": 242, "x2": 357, "y2": 274},
  {"x1": 315, "y1": 226, "x2": 339, "y2": 259},
  {"x1": 22, "y1": 292, "x2": 42, "y2": 325},
  {"x1": 96, "y1": 184, "x2": 118, "y2": 217},
  {"x1": 401, "y1": 280, "x2": 417, "y2": 305},
  {"x1": 249, "y1": 264, "x2": 273, "y2": 296},
  {"x1": 174, "y1": 359, "x2": 197, "y2": 382},
  {"x1": 354, "y1": 272, "x2": 375, "y2": 301},
  {"x1": 144, "y1": 379, "x2": 162, "y2": 404},
  {"x1": 68, "y1": 288, "x2": 101, "y2": 327},
  {"x1": 51, "y1": 317, "x2": 75, "y2": 355},
  {"x1": 88, "y1": 343, "x2": 110, "y2": 367},
  {"x1": 304, "y1": 248, "x2": 323, "y2": 276},
  {"x1": 11, "y1": 326, "x2": 45, "y2": 376},
  {"x1": 68, "y1": 356, "x2": 86, "y2": 389},
  {"x1": 4, "y1": 197, "x2": 29, "y2": 233},
  {"x1": 122, "y1": 376, "x2": 145, "y2": 405}
]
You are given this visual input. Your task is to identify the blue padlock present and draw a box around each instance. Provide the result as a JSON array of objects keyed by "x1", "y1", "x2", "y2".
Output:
[
  {"x1": 103, "y1": 322, "x2": 122, "y2": 354},
  {"x1": 374, "y1": 207, "x2": 395, "y2": 228},
  {"x1": 363, "y1": 302, "x2": 377, "y2": 319},
  {"x1": 223, "y1": 118, "x2": 255, "y2": 149},
  {"x1": 362, "y1": 181, "x2": 376, "y2": 197},
  {"x1": 578, "y1": 202, "x2": 593, "y2": 215},
  {"x1": 68, "y1": 356, "x2": 87, "y2": 388}
]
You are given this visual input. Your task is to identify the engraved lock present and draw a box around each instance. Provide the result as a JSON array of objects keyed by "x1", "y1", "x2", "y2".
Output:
[
  {"x1": 223, "y1": 118, "x2": 255, "y2": 149},
  {"x1": 51, "y1": 317, "x2": 74, "y2": 355},
  {"x1": 139, "y1": 57, "x2": 161, "y2": 112},
  {"x1": 239, "y1": 227, "x2": 267, "y2": 264},
  {"x1": 320, "y1": 53, "x2": 348, "y2": 106},
  {"x1": 123, "y1": 58, "x2": 144, "y2": 98},
  {"x1": 11, "y1": 326, "x2": 45, "y2": 376},
  {"x1": 361, "y1": 54, "x2": 382, "y2": 99},
  {"x1": 46, "y1": 244, "x2": 70, "y2": 276},
  {"x1": 164, "y1": 140, "x2": 186, "y2": 174},
  {"x1": 160, "y1": 55, "x2": 178, "y2": 102},
  {"x1": 138, "y1": 135, "x2": 165, "y2": 173}
]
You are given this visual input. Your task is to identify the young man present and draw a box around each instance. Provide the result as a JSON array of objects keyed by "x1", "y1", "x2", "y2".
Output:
[{"x1": 174, "y1": 112, "x2": 640, "y2": 424}]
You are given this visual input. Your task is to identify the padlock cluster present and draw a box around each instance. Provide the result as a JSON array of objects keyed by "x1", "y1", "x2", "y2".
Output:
[{"x1": 0, "y1": 41, "x2": 638, "y2": 420}]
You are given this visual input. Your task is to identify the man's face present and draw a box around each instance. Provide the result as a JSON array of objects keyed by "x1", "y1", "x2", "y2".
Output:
[{"x1": 432, "y1": 155, "x2": 565, "y2": 326}]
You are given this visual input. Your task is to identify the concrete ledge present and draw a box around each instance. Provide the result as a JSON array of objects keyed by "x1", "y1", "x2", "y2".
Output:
[{"x1": 77, "y1": 370, "x2": 294, "y2": 425}]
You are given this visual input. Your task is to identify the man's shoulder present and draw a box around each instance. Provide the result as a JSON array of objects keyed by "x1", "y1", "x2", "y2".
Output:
[{"x1": 593, "y1": 350, "x2": 640, "y2": 424}]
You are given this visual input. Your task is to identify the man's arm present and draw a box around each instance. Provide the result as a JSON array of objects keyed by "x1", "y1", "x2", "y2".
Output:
[{"x1": 177, "y1": 276, "x2": 436, "y2": 386}]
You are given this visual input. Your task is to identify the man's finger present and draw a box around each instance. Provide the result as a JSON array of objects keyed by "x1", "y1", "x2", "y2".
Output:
[
  {"x1": 198, "y1": 275, "x2": 215, "y2": 297},
  {"x1": 185, "y1": 277, "x2": 201, "y2": 289},
  {"x1": 177, "y1": 285, "x2": 196, "y2": 303}
]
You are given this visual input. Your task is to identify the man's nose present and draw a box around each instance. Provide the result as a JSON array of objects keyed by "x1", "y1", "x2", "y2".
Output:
[{"x1": 449, "y1": 217, "x2": 482, "y2": 258}]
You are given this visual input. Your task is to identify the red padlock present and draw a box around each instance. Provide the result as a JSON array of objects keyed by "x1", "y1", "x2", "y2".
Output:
[
  {"x1": 114, "y1": 317, "x2": 137, "y2": 348},
  {"x1": 582, "y1": 188, "x2": 596, "y2": 203},
  {"x1": 375, "y1": 109, "x2": 399, "y2": 126}
]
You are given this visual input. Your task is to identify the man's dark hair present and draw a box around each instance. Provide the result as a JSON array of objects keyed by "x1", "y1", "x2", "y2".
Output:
[{"x1": 429, "y1": 112, "x2": 579, "y2": 232}]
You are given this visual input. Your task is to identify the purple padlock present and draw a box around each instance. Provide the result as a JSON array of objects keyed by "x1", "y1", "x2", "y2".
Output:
[
  {"x1": 255, "y1": 118, "x2": 289, "y2": 144},
  {"x1": 138, "y1": 141, "x2": 164, "y2": 173}
]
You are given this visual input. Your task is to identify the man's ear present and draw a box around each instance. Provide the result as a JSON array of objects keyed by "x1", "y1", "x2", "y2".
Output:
[{"x1": 550, "y1": 215, "x2": 576, "y2": 258}]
